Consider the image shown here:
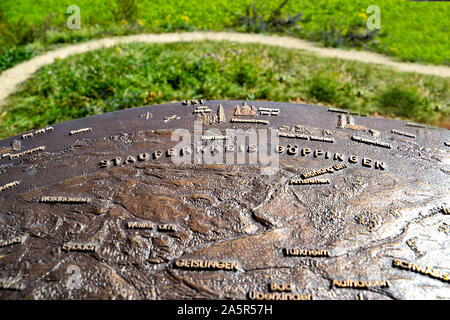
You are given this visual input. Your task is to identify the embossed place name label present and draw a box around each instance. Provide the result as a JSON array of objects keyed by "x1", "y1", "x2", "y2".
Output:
[
  {"x1": 302, "y1": 163, "x2": 347, "y2": 179},
  {"x1": 328, "y1": 107, "x2": 349, "y2": 114},
  {"x1": 70, "y1": 127, "x2": 92, "y2": 135},
  {"x1": 164, "y1": 115, "x2": 180, "y2": 122},
  {"x1": 62, "y1": 242, "x2": 97, "y2": 252},
  {"x1": 259, "y1": 107, "x2": 279, "y2": 116},
  {"x1": 391, "y1": 129, "x2": 416, "y2": 138},
  {"x1": 9, "y1": 146, "x2": 46, "y2": 159},
  {"x1": 175, "y1": 259, "x2": 239, "y2": 271},
  {"x1": 248, "y1": 290, "x2": 312, "y2": 300},
  {"x1": 230, "y1": 118, "x2": 268, "y2": 124},
  {"x1": 258, "y1": 107, "x2": 279, "y2": 112},
  {"x1": 270, "y1": 283, "x2": 293, "y2": 292},
  {"x1": 289, "y1": 179, "x2": 330, "y2": 185},
  {"x1": 126, "y1": 221, "x2": 155, "y2": 229},
  {"x1": 278, "y1": 132, "x2": 308, "y2": 140},
  {"x1": 351, "y1": 136, "x2": 392, "y2": 149},
  {"x1": 283, "y1": 248, "x2": 330, "y2": 257},
  {"x1": 310, "y1": 136, "x2": 334, "y2": 143},
  {"x1": 22, "y1": 127, "x2": 53, "y2": 139},
  {"x1": 193, "y1": 109, "x2": 212, "y2": 114},
  {"x1": 406, "y1": 122, "x2": 427, "y2": 128},
  {"x1": 278, "y1": 132, "x2": 334, "y2": 143},
  {"x1": 193, "y1": 106, "x2": 212, "y2": 113},
  {"x1": 259, "y1": 111, "x2": 276, "y2": 116},
  {"x1": 0, "y1": 236, "x2": 24, "y2": 248},
  {"x1": 126, "y1": 221, "x2": 177, "y2": 231},
  {"x1": 332, "y1": 279, "x2": 390, "y2": 288},
  {"x1": 99, "y1": 146, "x2": 387, "y2": 172},
  {"x1": 99, "y1": 148, "x2": 187, "y2": 168},
  {"x1": 392, "y1": 259, "x2": 449, "y2": 282},
  {"x1": 182, "y1": 99, "x2": 205, "y2": 105},
  {"x1": 0, "y1": 181, "x2": 20, "y2": 192},
  {"x1": 201, "y1": 135, "x2": 230, "y2": 141},
  {"x1": 157, "y1": 224, "x2": 177, "y2": 232},
  {"x1": 277, "y1": 146, "x2": 386, "y2": 171},
  {"x1": 328, "y1": 108, "x2": 366, "y2": 116},
  {"x1": 40, "y1": 196, "x2": 91, "y2": 204},
  {"x1": 0, "y1": 279, "x2": 25, "y2": 291}
]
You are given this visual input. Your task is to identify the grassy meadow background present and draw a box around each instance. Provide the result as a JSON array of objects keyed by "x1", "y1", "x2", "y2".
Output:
[
  {"x1": 2, "y1": 0, "x2": 449, "y2": 69},
  {"x1": 0, "y1": 0, "x2": 448, "y2": 138}
]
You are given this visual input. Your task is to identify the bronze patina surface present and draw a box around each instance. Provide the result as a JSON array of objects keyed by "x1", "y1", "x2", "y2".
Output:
[{"x1": 0, "y1": 100, "x2": 448, "y2": 300}]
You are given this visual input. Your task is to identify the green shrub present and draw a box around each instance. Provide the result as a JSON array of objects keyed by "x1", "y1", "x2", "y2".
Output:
[
  {"x1": 307, "y1": 75, "x2": 339, "y2": 103},
  {"x1": 234, "y1": 0, "x2": 303, "y2": 34},
  {"x1": 0, "y1": 46, "x2": 36, "y2": 72},
  {"x1": 377, "y1": 85, "x2": 433, "y2": 121},
  {"x1": 314, "y1": 18, "x2": 381, "y2": 49},
  {"x1": 110, "y1": 0, "x2": 138, "y2": 24}
]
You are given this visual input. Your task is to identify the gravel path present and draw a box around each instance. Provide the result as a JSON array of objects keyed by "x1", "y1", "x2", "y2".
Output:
[{"x1": 1, "y1": 31, "x2": 449, "y2": 107}]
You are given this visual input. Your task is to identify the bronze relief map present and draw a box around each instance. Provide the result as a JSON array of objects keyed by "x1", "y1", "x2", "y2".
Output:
[{"x1": 0, "y1": 100, "x2": 448, "y2": 300}]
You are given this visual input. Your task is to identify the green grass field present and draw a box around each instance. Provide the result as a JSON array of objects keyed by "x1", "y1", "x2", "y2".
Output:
[
  {"x1": 1, "y1": 0, "x2": 449, "y2": 72},
  {"x1": 0, "y1": 1, "x2": 448, "y2": 137},
  {"x1": 1, "y1": 41, "x2": 448, "y2": 139}
]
